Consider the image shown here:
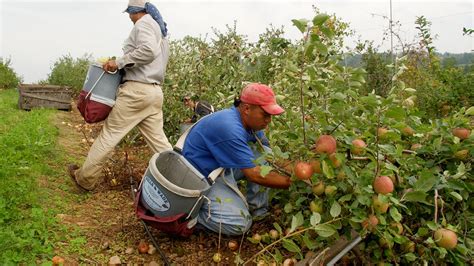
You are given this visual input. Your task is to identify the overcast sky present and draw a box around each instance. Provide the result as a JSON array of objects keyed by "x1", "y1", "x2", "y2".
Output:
[{"x1": 1, "y1": 0, "x2": 473, "y2": 83}]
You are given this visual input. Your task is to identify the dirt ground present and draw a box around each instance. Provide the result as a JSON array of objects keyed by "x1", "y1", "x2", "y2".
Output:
[{"x1": 52, "y1": 104, "x2": 267, "y2": 265}]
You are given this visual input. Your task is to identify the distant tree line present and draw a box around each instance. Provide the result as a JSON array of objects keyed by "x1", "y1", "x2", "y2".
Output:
[{"x1": 342, "y1": 52, "x2": 474, "y2": 70}]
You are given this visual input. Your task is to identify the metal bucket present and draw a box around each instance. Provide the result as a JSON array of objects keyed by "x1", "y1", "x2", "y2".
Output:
[
  {"x1": 82, "y1": 63, "x2": 122, "y2": 107},
  {"x1": 140, "y1": 151, "x2": 211, "y2": 220}
]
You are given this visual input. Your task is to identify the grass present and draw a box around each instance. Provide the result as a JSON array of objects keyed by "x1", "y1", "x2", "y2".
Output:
[{"x1": 0, "y1": 88, "x2": 82, "y2": 264}]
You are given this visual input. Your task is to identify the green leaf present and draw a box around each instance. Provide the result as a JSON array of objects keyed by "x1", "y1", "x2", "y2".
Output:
[
  {"x1": 310, "y1": 212, "x2": 321, "y2": 226},
  {"x1": 332, "y1": 92, "x2": 346, "y2": 101},
  {"x1": 292, "y1": 19, "x2": 309, "y2": 33},
  {"x1": 273, "y1": 223, "x2": 283, "y2": 235},
  {"x1": 338, "y1": 194, "x2": 352, "y2": 203},
  {"x1": 351, "y1": 74, "x2": 365, "y2": 83},
  {"x1": 287, "y1": 132, "x2": 299, "y2": 140},
  {"x1": 433, "y1": 137, "x2": 442, "y2": 150},
  {"x1": 452, "y1": 162, "x2": 466, "y2": 179},
  {"x1": 466, "y1": 106, "x2": 474, "y2": 116},
  {"x1": 282, "y1": 239, "x2": 302, "y2": 253},
  {"x1": 361, "y1": 95, "x2": 378, "y2": 106},
  {"x1": 314, "y1": 224, "x2": 336, "y2": 237},
  {"x1": 450, "y1": 191, "x2": 463, "y2": 201},
  {"x1": 447, "y1": 179, "x2": 469, "y2": 191},
  {"x1": 287, "y1": 63, "x2": 299, "y2": 73},
  {"x1": 312, "y1": 14, "x2": 330, "y2": 26},
  {"x1": 276, "y1": 95, "x2": 286, "y2": 102},
  {"x1": 404, "y1": 253, "x2": 417, "y2": 262},
  {"x1": 330, "y1": 201, "x2": 341, "y2": 217},
  {"x1": 290, "y1": 212, "x2": 304, "y2": 232},
  {"x1": 314, "y1": 41, "x2": 328, "y2": 55},
  {"x1": 234, "y1": 254, "x2": 244, "y2": 265},
  {"x1": 416, "y1": 227, "x2": 429, "y2": 237},
  {"x1": 348, "y1": 81, "x2": 362, "y2": 87},
  {"x1": 426, "y1": 221, "x2": 437, "y2": 230},
  {"x1": 385, "y1": 106, "x2": 406, "y2": 120},
  {"x1": 385, "y1": 162, "x2": 399, "y2": 173},
  {"x1": 403, "y1": 191, "x2": 428, "y2": 203},
  {"x1": 390, "y1": 207, "x2": 402, "y2": 222},
  {"x1": 320, "y1": 26, "x2": 334, "y2": 38},
  {"x1": 322, "y1": 160, "x2": 334, "y2": 179},
  {"x1": 413, "y1": 170, "x2": 437, "y2": 192},
  {"x1": 304, "y1": 43, "x2": 315, "y2": 57},
  {"x1": 303, "y1": 232, "x2": 317, "y2": 249},
  {"x1": 247, "y1": 236, "x2": 260, "y2": 244},
  {"x1": 259, "y1": 165, "x2": 272, "y2": 177},
  {"x1": 284, "y1": 203, "x2": 293, "y2": 213}
]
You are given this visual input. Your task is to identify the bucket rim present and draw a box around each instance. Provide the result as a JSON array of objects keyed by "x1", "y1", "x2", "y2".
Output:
[
  {"x1": 147, "y1": 151, "x2": 208, "y2": 198},
  {"x1": 90, "y1": 62, "x2": 104, "y2": 68}
]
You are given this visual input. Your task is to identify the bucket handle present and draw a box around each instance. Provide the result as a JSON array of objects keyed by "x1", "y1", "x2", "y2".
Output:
[
  {"x1": 85, "y1": 69, "x2": 118, "y2": 99},
  {"x1": 185, "y1": 195, "x2": 208, "y2": 220}
]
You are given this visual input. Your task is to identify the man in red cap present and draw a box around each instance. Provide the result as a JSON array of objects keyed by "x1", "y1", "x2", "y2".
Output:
[{"x1": 182, "y1": 83, "x2": 291, "y2": 236}]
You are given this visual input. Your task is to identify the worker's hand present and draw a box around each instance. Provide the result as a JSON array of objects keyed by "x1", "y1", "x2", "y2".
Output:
[
  {"x1": 242, "y1": 167, "x2": 291, "y2": 189},
  {"x1": 103, "y1": 60, "x2": 118, "y2": 73}
]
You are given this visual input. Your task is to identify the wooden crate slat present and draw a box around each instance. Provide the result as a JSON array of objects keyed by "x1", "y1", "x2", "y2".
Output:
[{"x1": 18, "y1": 84, "x2": 73, "y2": 111}]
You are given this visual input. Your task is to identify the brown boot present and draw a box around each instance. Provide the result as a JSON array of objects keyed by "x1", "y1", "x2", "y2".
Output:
[{"x1": 68, "y1": 164, "x2": 89, "y2": 193}]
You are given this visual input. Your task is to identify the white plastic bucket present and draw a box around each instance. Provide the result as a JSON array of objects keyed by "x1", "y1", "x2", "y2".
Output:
[
  {"x1": 140, "y1": 151, "x2": 211, "y2": 220},
  {"x1": 82, "y1": 63, "x2": 122, "y2": 107}
]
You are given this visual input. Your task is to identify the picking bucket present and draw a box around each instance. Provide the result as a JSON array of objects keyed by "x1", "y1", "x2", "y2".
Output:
[
  {"x1": 82, "y1": 63, "x2": 122, "y2": 107},
  {"x1": 139, "y1": 151, "x2": 211, "y2": 221}
]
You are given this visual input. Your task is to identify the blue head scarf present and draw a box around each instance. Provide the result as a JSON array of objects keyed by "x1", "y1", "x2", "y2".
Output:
[
  {"x1": 145, "y1": 2, "x2": 168, "y2": 37},
  {"x1": 126, "y1": 2, "x2": 168, "y2": 37}
]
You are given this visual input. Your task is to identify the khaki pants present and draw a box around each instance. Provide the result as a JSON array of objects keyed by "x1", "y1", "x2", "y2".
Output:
[{"x1": 76, "y1": 81, "x2": 172, "y2": 190}]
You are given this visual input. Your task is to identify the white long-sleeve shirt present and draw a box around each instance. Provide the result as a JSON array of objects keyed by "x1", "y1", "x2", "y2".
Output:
[{"x1": 116, "y1": 14, "x2": 169, "y2": 85}]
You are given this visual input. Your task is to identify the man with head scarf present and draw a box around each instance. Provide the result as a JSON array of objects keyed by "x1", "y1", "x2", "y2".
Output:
[{"x1": 68, "y1": 0, "x2": 172, "y2": 191}]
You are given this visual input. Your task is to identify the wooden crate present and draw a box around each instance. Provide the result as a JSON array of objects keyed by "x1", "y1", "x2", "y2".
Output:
[{"x1": 18, "y1": 84, "x2": 73, "y2": 110}]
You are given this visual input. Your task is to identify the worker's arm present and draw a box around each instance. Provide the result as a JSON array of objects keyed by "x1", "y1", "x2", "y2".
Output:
[{"x1": 241, "y1": 166, "x2": 291, "y2": 189}]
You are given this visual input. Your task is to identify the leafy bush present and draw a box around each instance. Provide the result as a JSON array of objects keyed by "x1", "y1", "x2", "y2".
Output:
[
  {"x1": 157, "y1": 11, "x2": 472, "y2": 265},
  {"x1": 400, "y1": 50, "x2": 474, "y2": 118},
  {"x1": 47, "y1": 54, "x2": 92, "y2": 93},
  {"x1": 357, "y1": 43, "x2": 392, "y2": 97},
  {"x1": 0, "y1": 57, "x2": 21, "y2": 89}
]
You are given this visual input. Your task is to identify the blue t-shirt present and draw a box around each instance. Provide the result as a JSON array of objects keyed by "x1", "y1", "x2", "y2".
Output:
[{"x1": 183, "y1": 107, "x2": 267, "y2": 177}]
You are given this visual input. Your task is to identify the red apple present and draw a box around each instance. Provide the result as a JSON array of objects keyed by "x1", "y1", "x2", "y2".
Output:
[
  {"x1": 314, "y1": 135, "x2": 337, "y2": 154},
  {"x1": 351, "y1": 139, "x2": 366, "y2": 155},
  {"x1": 402, "y1": 127, "x2": 414, "y2": 136},
  {"x1": 373, "y1": 176, "x2": 394, "y2": 194},
  {"x1": 310, "y1": 160, "x2": 322, "y2": 174},
  {"x1": 294, "y1": 162, "x2": 314, "y2": 180},
  {"x1": 452, "y1": 128, "x2": 470, "y2": 140},
  {"x1": 362, "y1": 215, "x2": 379, "y2": 231},
  {"x1": 434, "y1": 229, "x2": 458, "y2": 250}
]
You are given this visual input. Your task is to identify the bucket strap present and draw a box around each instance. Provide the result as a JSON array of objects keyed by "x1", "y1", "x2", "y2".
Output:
[
  {"x1": 174, "y1": 117, "x2": 224, "y2": 184},
  {"x1": 174, "y1": 120, "x2": 195, "y2": 152},
  {"x1": 221, "y1": 172, "x2": 249, "y2": 209},
  {"x1": 85, "y1": 69, "x2": 118, "y2": 99},
  {"x1": 186, "y1": 195, "x2": 205, "y2": 220},
  {"x1": 203, "y1": 195, "x2": 212, "y2": 220},
  {"x1": 85, "y1": 71, "x2": 105, "y2": 99}
]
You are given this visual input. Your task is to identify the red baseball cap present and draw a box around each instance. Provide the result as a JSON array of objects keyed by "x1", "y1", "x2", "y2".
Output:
[{"x1": 240, "y1": 83, "x2": 285, "y2": 115}]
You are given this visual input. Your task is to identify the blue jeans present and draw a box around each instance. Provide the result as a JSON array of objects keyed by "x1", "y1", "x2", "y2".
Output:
[{"x1": 197, "y1": 147, "x2": 270, "y2": 236}]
